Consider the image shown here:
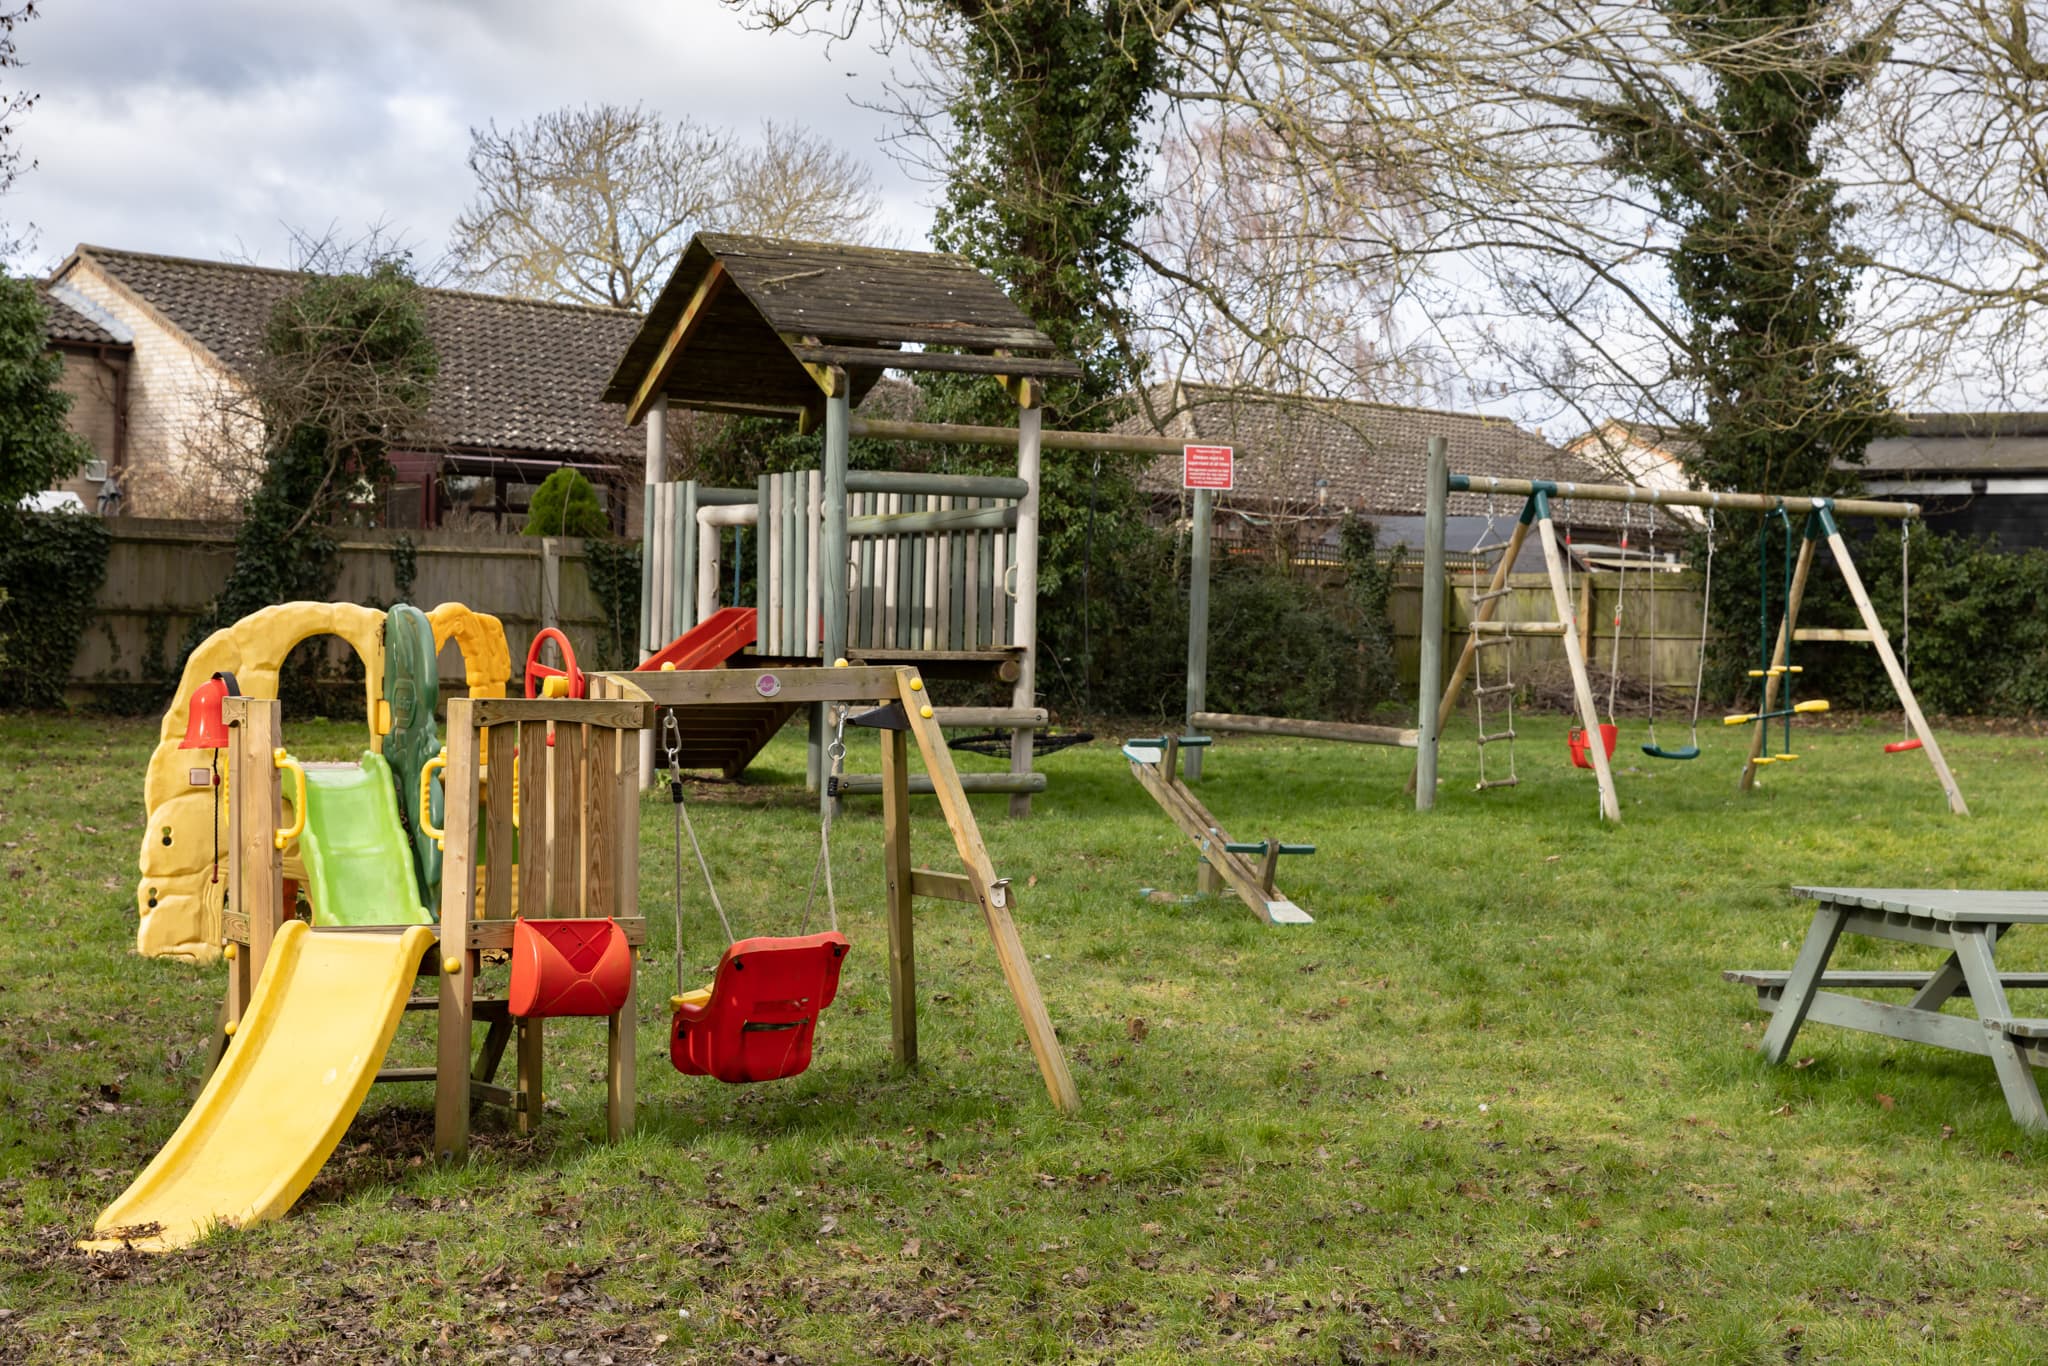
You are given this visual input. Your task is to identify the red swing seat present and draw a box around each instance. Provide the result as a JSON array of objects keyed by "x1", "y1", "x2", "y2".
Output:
[{"x1": 670, "y1": 932, "x2": 851, "y2": 1083}]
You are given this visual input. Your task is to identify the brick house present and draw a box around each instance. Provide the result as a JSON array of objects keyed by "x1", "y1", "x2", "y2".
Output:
[
  {"x1": 42, "y1": 246, "x2": 647, "y2": 529},
  {"x1": 37, "y1": 281, "x2": 132, "y2": 512}
]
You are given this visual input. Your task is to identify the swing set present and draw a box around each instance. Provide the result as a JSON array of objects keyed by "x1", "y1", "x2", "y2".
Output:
[
  {"x1": 1414, "y1": 467, "x2": 1967, "y2": 822},
  {"x1": 592, "y1": 662, "x2": 1081, "y2": 1114}
]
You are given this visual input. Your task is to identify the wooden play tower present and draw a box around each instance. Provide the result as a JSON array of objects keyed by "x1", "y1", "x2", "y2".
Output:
[{"x1": 604, "y1": 234, "x2": 1081, "y2": 812}]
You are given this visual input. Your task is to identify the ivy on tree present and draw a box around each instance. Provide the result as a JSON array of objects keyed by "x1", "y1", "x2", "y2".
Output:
[
  {"x1": 188, "y1": 262, "x2": 437, "y2": 652},
  {"x1": 1583, "y1": 0, "x2": 1895, "y2": 689},
  {"x1": 0, "y1": 275, "x2": 106, "y2": 702},
  {"x1": 0, "y1": 276, "x2": 91, "y2": 504}
]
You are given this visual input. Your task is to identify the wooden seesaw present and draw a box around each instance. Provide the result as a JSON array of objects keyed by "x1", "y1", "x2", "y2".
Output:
[{"x1": 1124, "y1": 735, "x2": 1315, "y2": 925}]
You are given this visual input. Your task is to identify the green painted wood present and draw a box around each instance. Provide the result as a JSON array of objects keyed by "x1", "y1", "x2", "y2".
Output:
[
  {"x1": 1794, "y1": 887, "x2": 2048, "y2": 922},
  {"x1": 950, "y1": 509, "x2": 968, "y2": 650},
  {"x1": 1724, "y1": 969, "x2": 2048, "y2": 991},
  {"x1": 755, "y1": 474, "x2": 770, "y2": 652},
  {"x1": 1759, "y1": 905, "x2": 1846, "y2": 1063},
  {"x1": 1794, "y1": 990, "x2": 1993, "y2": 1056},
  {"x1": 1954, "y1": 926, "x2": 2048, "y2": 1130}
]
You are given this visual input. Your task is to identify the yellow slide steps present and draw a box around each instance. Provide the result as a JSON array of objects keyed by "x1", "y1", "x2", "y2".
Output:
[{"x1": 82, "y1": 921, "x2": 434, "y2": 1252}]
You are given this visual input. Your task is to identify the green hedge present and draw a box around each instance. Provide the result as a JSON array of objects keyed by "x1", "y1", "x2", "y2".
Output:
[
  {"x1": 0, "y1": 510, "x2": 111, "y2": 708},
  {"x1": 1792, "y1": 529, "x2": 2048, "y2": 717}
]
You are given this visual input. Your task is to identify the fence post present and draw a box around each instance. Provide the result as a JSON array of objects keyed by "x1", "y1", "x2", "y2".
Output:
[{"x1": 1185, "y1": 486, "x2": 1213, "y2": 782}]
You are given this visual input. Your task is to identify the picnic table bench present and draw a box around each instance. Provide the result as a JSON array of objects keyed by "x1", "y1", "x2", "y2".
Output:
[{"x1": 1726, "y1": 886, "x2": 2048, "y2": 1131}]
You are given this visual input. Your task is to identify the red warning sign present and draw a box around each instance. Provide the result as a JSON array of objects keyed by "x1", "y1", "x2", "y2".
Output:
[{"x1": 1182, "y1": 444, "x2": 1234, "y2": 491}]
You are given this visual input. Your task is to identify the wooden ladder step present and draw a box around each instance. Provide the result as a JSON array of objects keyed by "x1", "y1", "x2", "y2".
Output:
[
  {"x1": 1470, "y1": 621, "x2": 1566, "y2": 636},
  {"x1": 1476, "y1": 729, "x2": 1518, "y2": 744},
  {"x1": 1470, "y1": 586, "x2": 1517, "y2": 603},
  {"x1": 1474, "y1": 635, "x2": 1515, "y2": 649},
  {"x1": 1472, "y1": 682, "x2": 1517, "y2": 697},
  {"x1": 1793, "y1": 628, "x2": 1875, "y2": 644},
  {"x1": 1474, "y1": 777, "x2": 1520, "y2": 790}
]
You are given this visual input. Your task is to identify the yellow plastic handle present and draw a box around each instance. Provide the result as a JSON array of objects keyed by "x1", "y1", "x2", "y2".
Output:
[
  {"x1": 420, "y1": 749, "x2": 448, "y2": 848},
  {"x1": 1722, "y1": 713, "x2": 1756, "y2": 726},
  {"x1": 273, "y1": 749, "x2": 307, "y2": 850},
  {"x1": 1794, "y1": 699, "x2": 1830, "y2": 714}
]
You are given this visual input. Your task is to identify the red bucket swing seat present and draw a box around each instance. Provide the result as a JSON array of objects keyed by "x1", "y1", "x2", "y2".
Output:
[{"x1": 670, "y1": 931, "x2": 851, "y2": 1083}]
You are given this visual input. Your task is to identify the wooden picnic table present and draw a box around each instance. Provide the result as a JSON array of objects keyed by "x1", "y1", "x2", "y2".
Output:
[{"x1": 1726, "y1": 886, "x2": 2048, "y2": 1131}]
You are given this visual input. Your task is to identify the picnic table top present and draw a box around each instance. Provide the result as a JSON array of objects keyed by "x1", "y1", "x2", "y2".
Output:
[{"x1": 1793, "y1": 886, "x2": 2048, "y2": 923}]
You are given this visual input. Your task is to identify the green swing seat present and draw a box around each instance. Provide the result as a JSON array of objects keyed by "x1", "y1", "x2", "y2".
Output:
[{"x1": 1641, "y1": 740, "x2": 1700, "y2": 761}]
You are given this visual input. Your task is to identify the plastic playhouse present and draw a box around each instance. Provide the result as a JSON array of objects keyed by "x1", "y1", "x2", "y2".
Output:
[{"x1": 90, "y1": 603, "x2": 1075, "y2": 1252}]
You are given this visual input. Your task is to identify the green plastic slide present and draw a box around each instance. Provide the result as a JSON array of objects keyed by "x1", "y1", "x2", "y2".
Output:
[{"x1": 296, "y1": 752, "x2": 433, "y2": 927}]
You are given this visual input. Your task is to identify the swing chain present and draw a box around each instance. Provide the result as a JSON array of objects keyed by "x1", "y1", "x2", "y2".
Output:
[
  {"x1": 800, "y1": 709, "x2": 845, "y2": 934},
  {"x1": 663, "y1": 710, "x2": 738, "y2": 956}
]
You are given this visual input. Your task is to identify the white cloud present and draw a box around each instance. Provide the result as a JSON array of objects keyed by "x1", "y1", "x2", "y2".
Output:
[{"x1": 4, "y1": 1, "x2": 934, "y2": 277}]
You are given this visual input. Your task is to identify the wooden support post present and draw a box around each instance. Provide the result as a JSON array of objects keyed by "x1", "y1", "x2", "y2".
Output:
[
  {"x1": 1740, "y1": 532, "x2": 1817, "y2": 790},
  {"x1": 1824, "y1": 529, "x2": 1968, "y2": 815},
  {"x1": 435, "y1": 699, "x2": 480, "y2": 1160},
  {"x1": 1010, "y1": 404, "x2": 1043, "y2": 816},
  {"x1": 823, "y1": 392, "x2": 851, "y2": 816},
  {"x1": 880, "y1": 726, "x2": 917, "y2": 1069},
  {"x1": 516, "y1": 1018, "x2": 543, "y2": 1136},
  {"x1": 607, "y1": 989, "x2": 634, "y2": 1142},
  {"x1": 1536, "y1": 507, "x2": 1621, "y2": 822},
  {"x1": 638, "y1": 403, "x2": 665, "y2": 790},
  {"x1": 1415, "y1": 436, "x2": 1447, "y2": 809},
  {"x1": 899, "y1": 670, "x2": 1078, "y2": 1113},
  {"x1": 230, "y1": 698, "x2": 285, "y2": 987},
  {"x1": 1186, "y1": 486, "x2": 1213, "y2": 783},
  {"x1": 679, "y1": 480, "x2": 699, "y2": 637}
]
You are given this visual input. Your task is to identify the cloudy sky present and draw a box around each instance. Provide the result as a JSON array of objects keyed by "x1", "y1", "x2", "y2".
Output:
[{"x1": 2, "y1": 0, "x2": 929, "y2": 278}]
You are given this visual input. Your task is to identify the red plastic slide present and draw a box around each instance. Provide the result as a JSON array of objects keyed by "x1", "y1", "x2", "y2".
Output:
[{"x1": 638, "y1": 607, "x2": 758, "y2": 673}]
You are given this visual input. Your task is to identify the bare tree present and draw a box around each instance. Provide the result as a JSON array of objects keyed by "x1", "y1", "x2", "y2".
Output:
[
  {"x1": 1134, "y1": 117, "x2": 1432, "y2": 401},
  {"x1": 449, "y1": 105, "x2": 731, "y2": 309},
  {"x1": 1841, "y1": 0, "x2": 2048, "y2": 407},
  {"x1": 723, "y1": 120, "x2": 888, "y2": 243},
  {"x1": 0, "y1": 2, "x2": 47, "y2": 261},
  {"x1": 449, "y1": 105, "x2": 887, "y2": 310}
]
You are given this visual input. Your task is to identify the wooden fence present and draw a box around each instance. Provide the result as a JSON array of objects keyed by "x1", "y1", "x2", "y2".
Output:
[
  {"x1": 69, "y1": 519, "x2": 618, "y2": 705},
  {"x1": 1390, "y1": 570, "x2": 1709, "y2": 699}
]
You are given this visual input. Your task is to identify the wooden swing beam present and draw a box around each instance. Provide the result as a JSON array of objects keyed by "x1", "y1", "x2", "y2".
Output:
[{"x1": 1446, "y1": 474, "x2": 1919, "y2": 521}]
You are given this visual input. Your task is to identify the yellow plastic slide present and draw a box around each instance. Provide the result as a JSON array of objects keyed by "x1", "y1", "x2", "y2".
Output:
[{"x1": 83, "y1": 921, "x2": 434, "y2": 1252}]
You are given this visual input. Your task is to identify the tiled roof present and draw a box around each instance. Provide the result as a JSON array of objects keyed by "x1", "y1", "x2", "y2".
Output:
[
  {"x1": 36, "y1": 282, "x2": 128, "y2": 347},
  {"x1": 1854, "y1": 413, "x2": 2048, "y2": 476},
  {"x1": 1121, "y1": 384, "x2": 1650, "y2": 529},
  {"x1": 60, "y1": 246, "x2": 644, "y2": 463}
]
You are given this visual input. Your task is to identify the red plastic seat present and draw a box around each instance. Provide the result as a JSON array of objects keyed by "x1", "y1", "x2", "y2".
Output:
[
  {"x1": 510, "y1": 918, "x2": 633, "y2": 1019},
  {"x1": 670, "y1": 932, "x2": 850, "y2": 1084}
]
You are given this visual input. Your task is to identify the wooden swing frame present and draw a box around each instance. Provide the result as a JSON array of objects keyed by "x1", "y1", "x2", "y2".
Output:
[
  {"x1": 593, "y1": 664, "x2": 1080, "y2": 1115},
  {"x1": 1413, "y1": 466, "x2": 1967, "y2": 822}
]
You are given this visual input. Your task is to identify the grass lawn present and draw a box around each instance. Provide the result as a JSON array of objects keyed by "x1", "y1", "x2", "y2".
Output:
[{"x1": 3, "y1": 704, "x2": 2047, "y2": 1363}]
